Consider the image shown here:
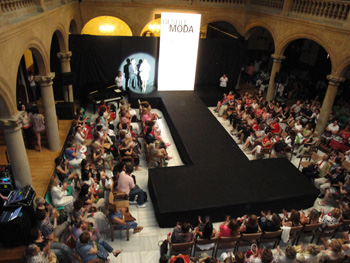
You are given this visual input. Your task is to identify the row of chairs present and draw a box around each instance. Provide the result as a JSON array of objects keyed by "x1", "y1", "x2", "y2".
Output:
[
  {"x1": 169, "y1": 220, "x2": 350, "y2": 258},
  {"x1": 169, "y1": 231, "x2": 282, "y2": 259}
]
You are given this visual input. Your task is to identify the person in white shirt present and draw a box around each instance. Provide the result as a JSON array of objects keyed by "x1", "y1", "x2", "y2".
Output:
[
  {"x1": 321, "y1": 120, "x2": 340, "y2": 147},
  {"x1": 27, "y1": 71, "x2": 37, "y2": 101},
  {"x1": 114, "y1": 70, "x2": 124, "y2": 93},
  {"x1": 220, "y1": 74, "x2": 228, "y2": 90},
  {"x1": 139, "y1": 59, "x2": 151, "y2": 92},
  {"x1": 49, "y1": 177, "x2": 75, "y2": 212}
]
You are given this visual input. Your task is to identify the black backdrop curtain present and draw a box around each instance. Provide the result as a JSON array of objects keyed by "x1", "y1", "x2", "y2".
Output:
[
  {"x1": 195, "y1": 38, "x2": 247, "y2": 88},
  {"x1": 69, "y1": 35, "x2": 246, "y2": 99}
]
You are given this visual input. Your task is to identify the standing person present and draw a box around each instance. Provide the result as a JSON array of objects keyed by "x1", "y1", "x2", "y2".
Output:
[
  {"x1": 128, "y1": 58, "x2": 138, "y2": 91},
  {"x1": 114, "y1": 70, "x2": 124, "y2": 94},
  {"x1": 21, "y1": 104, "x2": 34, "y2": 149},
  {"x1": 139, "y1": 59, "x2": 151, "y2": 92},
  {"x1": 27, "y1": 71, "x2": 37, "y2": 101},
  {"x1": 220, "y1": 74, "x2": 228, "y2": 92},
  {"x1": 30, "y1": 107, "x2": 45, "y2": 152}
]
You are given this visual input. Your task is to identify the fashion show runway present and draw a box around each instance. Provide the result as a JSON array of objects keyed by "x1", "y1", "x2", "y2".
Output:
[{"x1": 140, "y1": 91, "x2": 319, "y2": 227}]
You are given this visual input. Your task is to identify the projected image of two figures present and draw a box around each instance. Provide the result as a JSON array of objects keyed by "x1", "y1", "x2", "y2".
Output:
[{"x1": 123, "y1": 58, "x2": 151, "y2": 93}]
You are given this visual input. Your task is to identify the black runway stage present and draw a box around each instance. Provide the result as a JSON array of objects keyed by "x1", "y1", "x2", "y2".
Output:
[{"x1": 134, "y1": 90, "x2": 319, "y2": 228}]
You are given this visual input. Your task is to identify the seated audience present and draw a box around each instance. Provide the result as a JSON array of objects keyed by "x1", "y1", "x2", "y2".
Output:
[
  {"x1": 320, "y1": 239, "x2": 344, "y2": 263},
  {"x1": 240, "y1": 214, "x2": 261, "y2": 233},
  {"x1": 78, "y1": 184, "x2": 106, "y2": 214},
  {"x1": 72, "y1": 199, "x2": 109, "y2": 232},
  {"x1": 36, "y1": 209, "x2": 68, "y2": 242},
  {"x1": 321, "y1": 120, "x2": 340, "y2": 148},
  {"x1": 54, "y1": 157, "x2": 80, "y2": 189},
  {"x1": 49, "y1": 176, "x2": 75, "y2": 213},
  {"x1": 170, "y1": 222, "x2": 194, "y2": 244},
  {"x1": 30, "y1": 227, "x2": 75, "y2": 263},
  {"x1": 64, "y1": 140, "x2": 85, "y2": 166},
  {"x1": 75, "y1": 231, "x2": 121, "y2": 263},
  {"x1": 259, "y1": 212, "x2": 281, "y2": 232},
  {"x1": 195, "y1": 215, "x2": 217, "y2": 239},
  {"x1": 24, "y1": 243, "x2": 53, "y2": 263},
  {"x1": 108, "y1": 203, "x2": 143, "y2": 233},
  {"x1": 274, "y1": 245, "x2": 297, "y2": 263},
  {"x1": 218, "y1": 216, "x2": 240, "y2": 237}
]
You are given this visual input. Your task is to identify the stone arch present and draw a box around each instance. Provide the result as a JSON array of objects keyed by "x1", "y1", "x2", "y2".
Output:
[
  {"x1": 0, "y1": 77, "x2": 16, "y2": 119},
  {"x1": 82, "y1": 14, "x2": 134, "y2": 36},
  {"x1": 18, "y1": 39, "x2": 50, "y2": 76},
  {"x1": 140, "y1": 18, "x2": 161, "y2": 37},
  {"x1": 52, "y1": 23, "x2": 68, "y2": 53},
  {"x1": 334, "y1": 57, "x2": 350, "y2": 77},
  {"x1": 244, "y1": 22, "x2": 276, "y2": 50},
  {"x1": 200, "y1": 16, "x2": 244, "y2": 37},
  {"x1": 69, "y1": 19, "x2": 79, "y2": 34},
  {"x1": 278, "y1": 33, "x2": 333, "y2": 69}
]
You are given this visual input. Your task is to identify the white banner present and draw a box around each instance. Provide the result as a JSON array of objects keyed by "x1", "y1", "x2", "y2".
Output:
[{"x1": 158, "y1": 12, "x2": 201, "y2": 91}]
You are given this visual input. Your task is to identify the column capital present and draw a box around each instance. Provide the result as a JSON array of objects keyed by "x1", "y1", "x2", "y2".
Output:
[
  {"x1": 35, "y1": 73, "x2": 55, "y2": 87},
  {"x1": 0, "y1": 112, "x2": 25, "y2": 132},
  {"x1": 57, "y1": 51, "x2": 72, "y2": 62},
  {"x1": 271, "y1": 54, "x2": 286, "y2": 63},
  {"x1": 326, "y1": 75, "x2": 345, "y2": 86}
]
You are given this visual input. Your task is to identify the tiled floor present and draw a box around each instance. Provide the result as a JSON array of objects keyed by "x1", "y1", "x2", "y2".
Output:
[{"x1": 86, "y1": 103, "x2": 332, "y2": 263}]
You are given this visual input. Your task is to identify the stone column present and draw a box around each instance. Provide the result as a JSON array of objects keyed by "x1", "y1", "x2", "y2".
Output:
[
  {"x1": 0, "y1": 112, "x2": 32, "y2": 188},
  {"x1": 266, "y1": 54, "x2": 285, "y2": 102},
  {"x1": 57, "y1": 52, "x2": 74, "y2": 103},
  {"x1": 36, "y1": 73, "x2": 60, "y2": 151},
  {"x1": 315, "y1": 75, "x2": 345, "y2": 135}
]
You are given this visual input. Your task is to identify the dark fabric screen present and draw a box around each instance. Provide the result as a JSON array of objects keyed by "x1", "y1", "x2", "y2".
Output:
[
  {"x1": 195, "y1": 38, "x2": 247, "y2": 88},
  {"x1": 69, "y1": 35, "x2": 246, "y2": 99}
]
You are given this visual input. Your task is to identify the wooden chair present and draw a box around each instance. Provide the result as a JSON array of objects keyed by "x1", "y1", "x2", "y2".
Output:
[
  {"x1": 214, "y1": 235, "x2": 241, "y2": 257},
  {"x1": 281, "y1": 130, "x2": 288, "y2": 140},
  {"x1": 287, "y1": 225, "x2": 303, "y2": 244},
  {"x1": 340, "y1": 152, "x2": 346, "y2": 163},
  {"x1": 281, "y1": 145, "x2": 295, "y2": 161},
  {"x1": 342, "y1": 161, "x2": 350, "y2": 173},
  {"x1": 298, "y1": 141, "x2": 321, "y2": 166},
  {"x1": 237, "y1": 232, "x2": 263, "y2": 250},
  {"x1": 107, "y1": 213, "x2": 130, "y2": 241},
  {"x1": 192, "y1": 236, "x2": 218, "y2": 257},
  {"x1": 260, "y1": 148, "x2": 272, "y2": 159},
  {"x1": 316, "y1": 223, "x2": 342, "y2": 244},
  {"x1": 259, "y1": 230, "x2": 282, "y2": 248},
  {"x1": 294, "y1": 223, "x2": 322, "y2": 245},
  {"x1": 169, "y1": 240, "x2": 194, "y2": 256},
  {"x1": 298, "y1": 152, "x2": 321, "y2": 169}
]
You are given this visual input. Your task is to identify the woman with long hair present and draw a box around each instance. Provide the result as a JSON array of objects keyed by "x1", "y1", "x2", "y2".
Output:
[{"x1": 30, "y1": 107, "x2": 45, "y2": 152}]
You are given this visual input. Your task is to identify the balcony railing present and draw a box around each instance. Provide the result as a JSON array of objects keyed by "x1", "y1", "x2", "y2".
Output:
[
  {"x1": 250, "y1": 0, "x2": 284, "y2": 10},
  {"x1": 291, "y1": 0, "x2": 350, "y2": 21},
  {"x1": 1, "y1": 0, "x2": 35, "y2": 13},
  {"x1": 1, "y1": 0, "x2": 350, "y2": 28},
  {"x1": 200, "y1": 0, "x2": 244, "y2": 4}
]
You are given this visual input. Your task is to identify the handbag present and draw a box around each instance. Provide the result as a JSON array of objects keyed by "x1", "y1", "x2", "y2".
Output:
[{"x1": 158, "y1": 239, "x2": 168, "y2": 257}]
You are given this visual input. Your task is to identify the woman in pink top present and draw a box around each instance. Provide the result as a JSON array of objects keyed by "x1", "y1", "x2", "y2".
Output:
[{"x1": 218, "y1": 216, "x2": 240, "y2": 237}]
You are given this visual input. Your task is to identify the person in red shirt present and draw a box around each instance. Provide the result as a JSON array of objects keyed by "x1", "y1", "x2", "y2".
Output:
[
  {"x1": 270, "y1": 118, "x2": 281, "y2": 135},
  {"x1": 247, "y1": 133, "x2": 273, "y2": 160}
]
